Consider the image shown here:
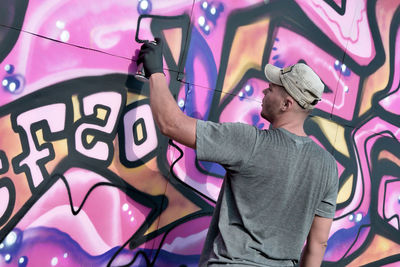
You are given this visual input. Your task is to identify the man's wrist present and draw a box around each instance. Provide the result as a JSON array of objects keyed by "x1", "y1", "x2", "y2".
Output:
[
  {"x1": 150, "y1": 72, "x2": 165, "y2": 79},
  {"x1": 149, "y1": 72, "x2": 166, "y2": 84}
]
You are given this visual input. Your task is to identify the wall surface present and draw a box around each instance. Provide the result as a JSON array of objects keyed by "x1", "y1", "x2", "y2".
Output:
[{"x1": 0, "y1": 0, "x2": 399, "y2": 266}]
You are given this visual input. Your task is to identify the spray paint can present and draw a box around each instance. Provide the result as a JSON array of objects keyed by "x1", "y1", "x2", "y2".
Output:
[{"x1": 134, "y1": 40, "x2": 157, "y2": 82}]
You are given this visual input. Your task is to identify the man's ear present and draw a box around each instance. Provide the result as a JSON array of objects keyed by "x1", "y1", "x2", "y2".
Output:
[{"x1": 281, "y1": 97, "x2": 293, "y2": 111}]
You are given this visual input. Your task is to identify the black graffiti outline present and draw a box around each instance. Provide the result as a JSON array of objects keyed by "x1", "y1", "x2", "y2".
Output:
[
  {"x1": 118, "y1": 99, "x2": 160, "y2": 168},
  {"x1": 0, "y1": 151, "x2": 10, "y2": 175},
  {"x1": 139, "y1": 14, "x2": 192, "y2": 81},
  {"x1": 133, "y1": 118, "x2": 148, "y2": 146},
  {"x1": 382, "y1": 179, "x2": 400, "y2": 229},
  {"x1": 0, "y1": 177, "x2": 15, "y2": 227},
  {"x1": 0, "y1": 0, "x2": 29, "y2": 63},
  {"x1": 323, "y1": 0, "x2": 347, "y2": 15},
  {"x1": 370, "y1": 136, "x2": 400, "y2": 242}
]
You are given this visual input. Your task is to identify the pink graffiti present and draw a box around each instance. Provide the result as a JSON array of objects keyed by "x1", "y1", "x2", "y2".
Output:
[
  {"x1": 296, "y1": 0, "x2": 375, "y2": 65},
  {"x1": 1, "y1": 0, "x2": 400, "y2": 265},
  {"x1": 189, "y1": 0, "x2": 263, "y2": 74},
  {"x1": 270, "y1": 27, "x2": 360, "y2": 120},
  {"x1": 16, "y1": 167, "x2": 152, "y2": 255},
  {"x1": 159, "y1": 217, "x2": 211, "y2": 255},
  {"x1": 379, "y1": 25, "x2": 400, "y2": 115},
  {"x1": 0, "y1": 0, "x2": 196, "y2": 106}
]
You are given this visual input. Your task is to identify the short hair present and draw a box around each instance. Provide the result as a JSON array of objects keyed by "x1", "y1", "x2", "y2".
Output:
[{"x1": 278, "y1": 85, "x2": 312, "y2": 115}]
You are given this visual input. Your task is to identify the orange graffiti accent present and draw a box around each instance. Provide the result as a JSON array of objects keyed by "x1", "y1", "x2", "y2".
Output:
[
  {"x1": 378, "y1": 150, "x2": 400, "y2": 167},
  {"x1": 348, "y1": 234, "x2": 400, "y2": 266},
  {"x1": 164, "y1": 28, "x2": 183, "y2": 66},
  {"x1": 221, "y1": 18, "x2": 270, "y2": 100}
]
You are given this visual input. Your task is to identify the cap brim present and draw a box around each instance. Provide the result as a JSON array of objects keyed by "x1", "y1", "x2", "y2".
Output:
[{"x1": 264, "y1": 64, "x2": 283, "y2": 86}]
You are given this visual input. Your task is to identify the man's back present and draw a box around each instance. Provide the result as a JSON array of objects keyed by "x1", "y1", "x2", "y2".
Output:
[{"x1": 197, "y1": 121, "x2": 338, "y2": 266}]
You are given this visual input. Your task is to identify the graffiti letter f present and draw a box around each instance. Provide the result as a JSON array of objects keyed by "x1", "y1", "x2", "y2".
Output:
[{"x1": 11, "y1": 103, "x2": 66, "y2": 192}]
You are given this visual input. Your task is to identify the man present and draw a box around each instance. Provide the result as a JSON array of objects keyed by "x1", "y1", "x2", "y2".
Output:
[{"x1": 137, "y1": 38, "x2": 338, "y2": 267}]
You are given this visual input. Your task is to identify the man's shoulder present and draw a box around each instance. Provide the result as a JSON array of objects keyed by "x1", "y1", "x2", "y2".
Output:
[
  {"x1": 306, "y1": 141, "x2": 338, "y2": 173},
  {"x1": 198, "y1": 120, "x2": 260, "y2": 133},
  {"x1": 312, "y1": 142, "x2": 336, "y2": 162},
  {"x1": 199, "y1": 120, "x2": 253, "y2": 127}
]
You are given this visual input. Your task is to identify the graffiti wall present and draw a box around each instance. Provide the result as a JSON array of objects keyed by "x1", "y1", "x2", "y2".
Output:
[{"x1": 0, "y1": 0, "x2": 399, "y2": 266}]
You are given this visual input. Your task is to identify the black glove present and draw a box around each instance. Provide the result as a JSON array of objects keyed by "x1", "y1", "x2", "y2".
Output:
[{"x1": 137, "y1": 37, "x2": 164, "y2": 78}]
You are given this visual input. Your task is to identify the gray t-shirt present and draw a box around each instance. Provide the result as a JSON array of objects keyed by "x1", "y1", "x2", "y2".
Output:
[{"x1": 196, "y1": 120, "x2": 338, "y2": 267}]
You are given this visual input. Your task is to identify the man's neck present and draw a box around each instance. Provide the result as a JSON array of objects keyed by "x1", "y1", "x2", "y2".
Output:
[{"x1": 271, "y1": 117, "x2": 307, "y2": 137}]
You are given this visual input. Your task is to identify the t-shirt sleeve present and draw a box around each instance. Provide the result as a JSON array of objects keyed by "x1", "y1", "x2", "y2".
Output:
[
  {"x1": 315, "y1": 159, "x2": 339, "y2": 218},
  {"x1": 196, "y1": 120, "x2": 257, "y2": 172}
]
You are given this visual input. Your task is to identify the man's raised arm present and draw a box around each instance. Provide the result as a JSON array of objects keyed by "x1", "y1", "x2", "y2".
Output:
[{"x1": 138, "y1": 38, "x2": 197, "y2": 149}]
